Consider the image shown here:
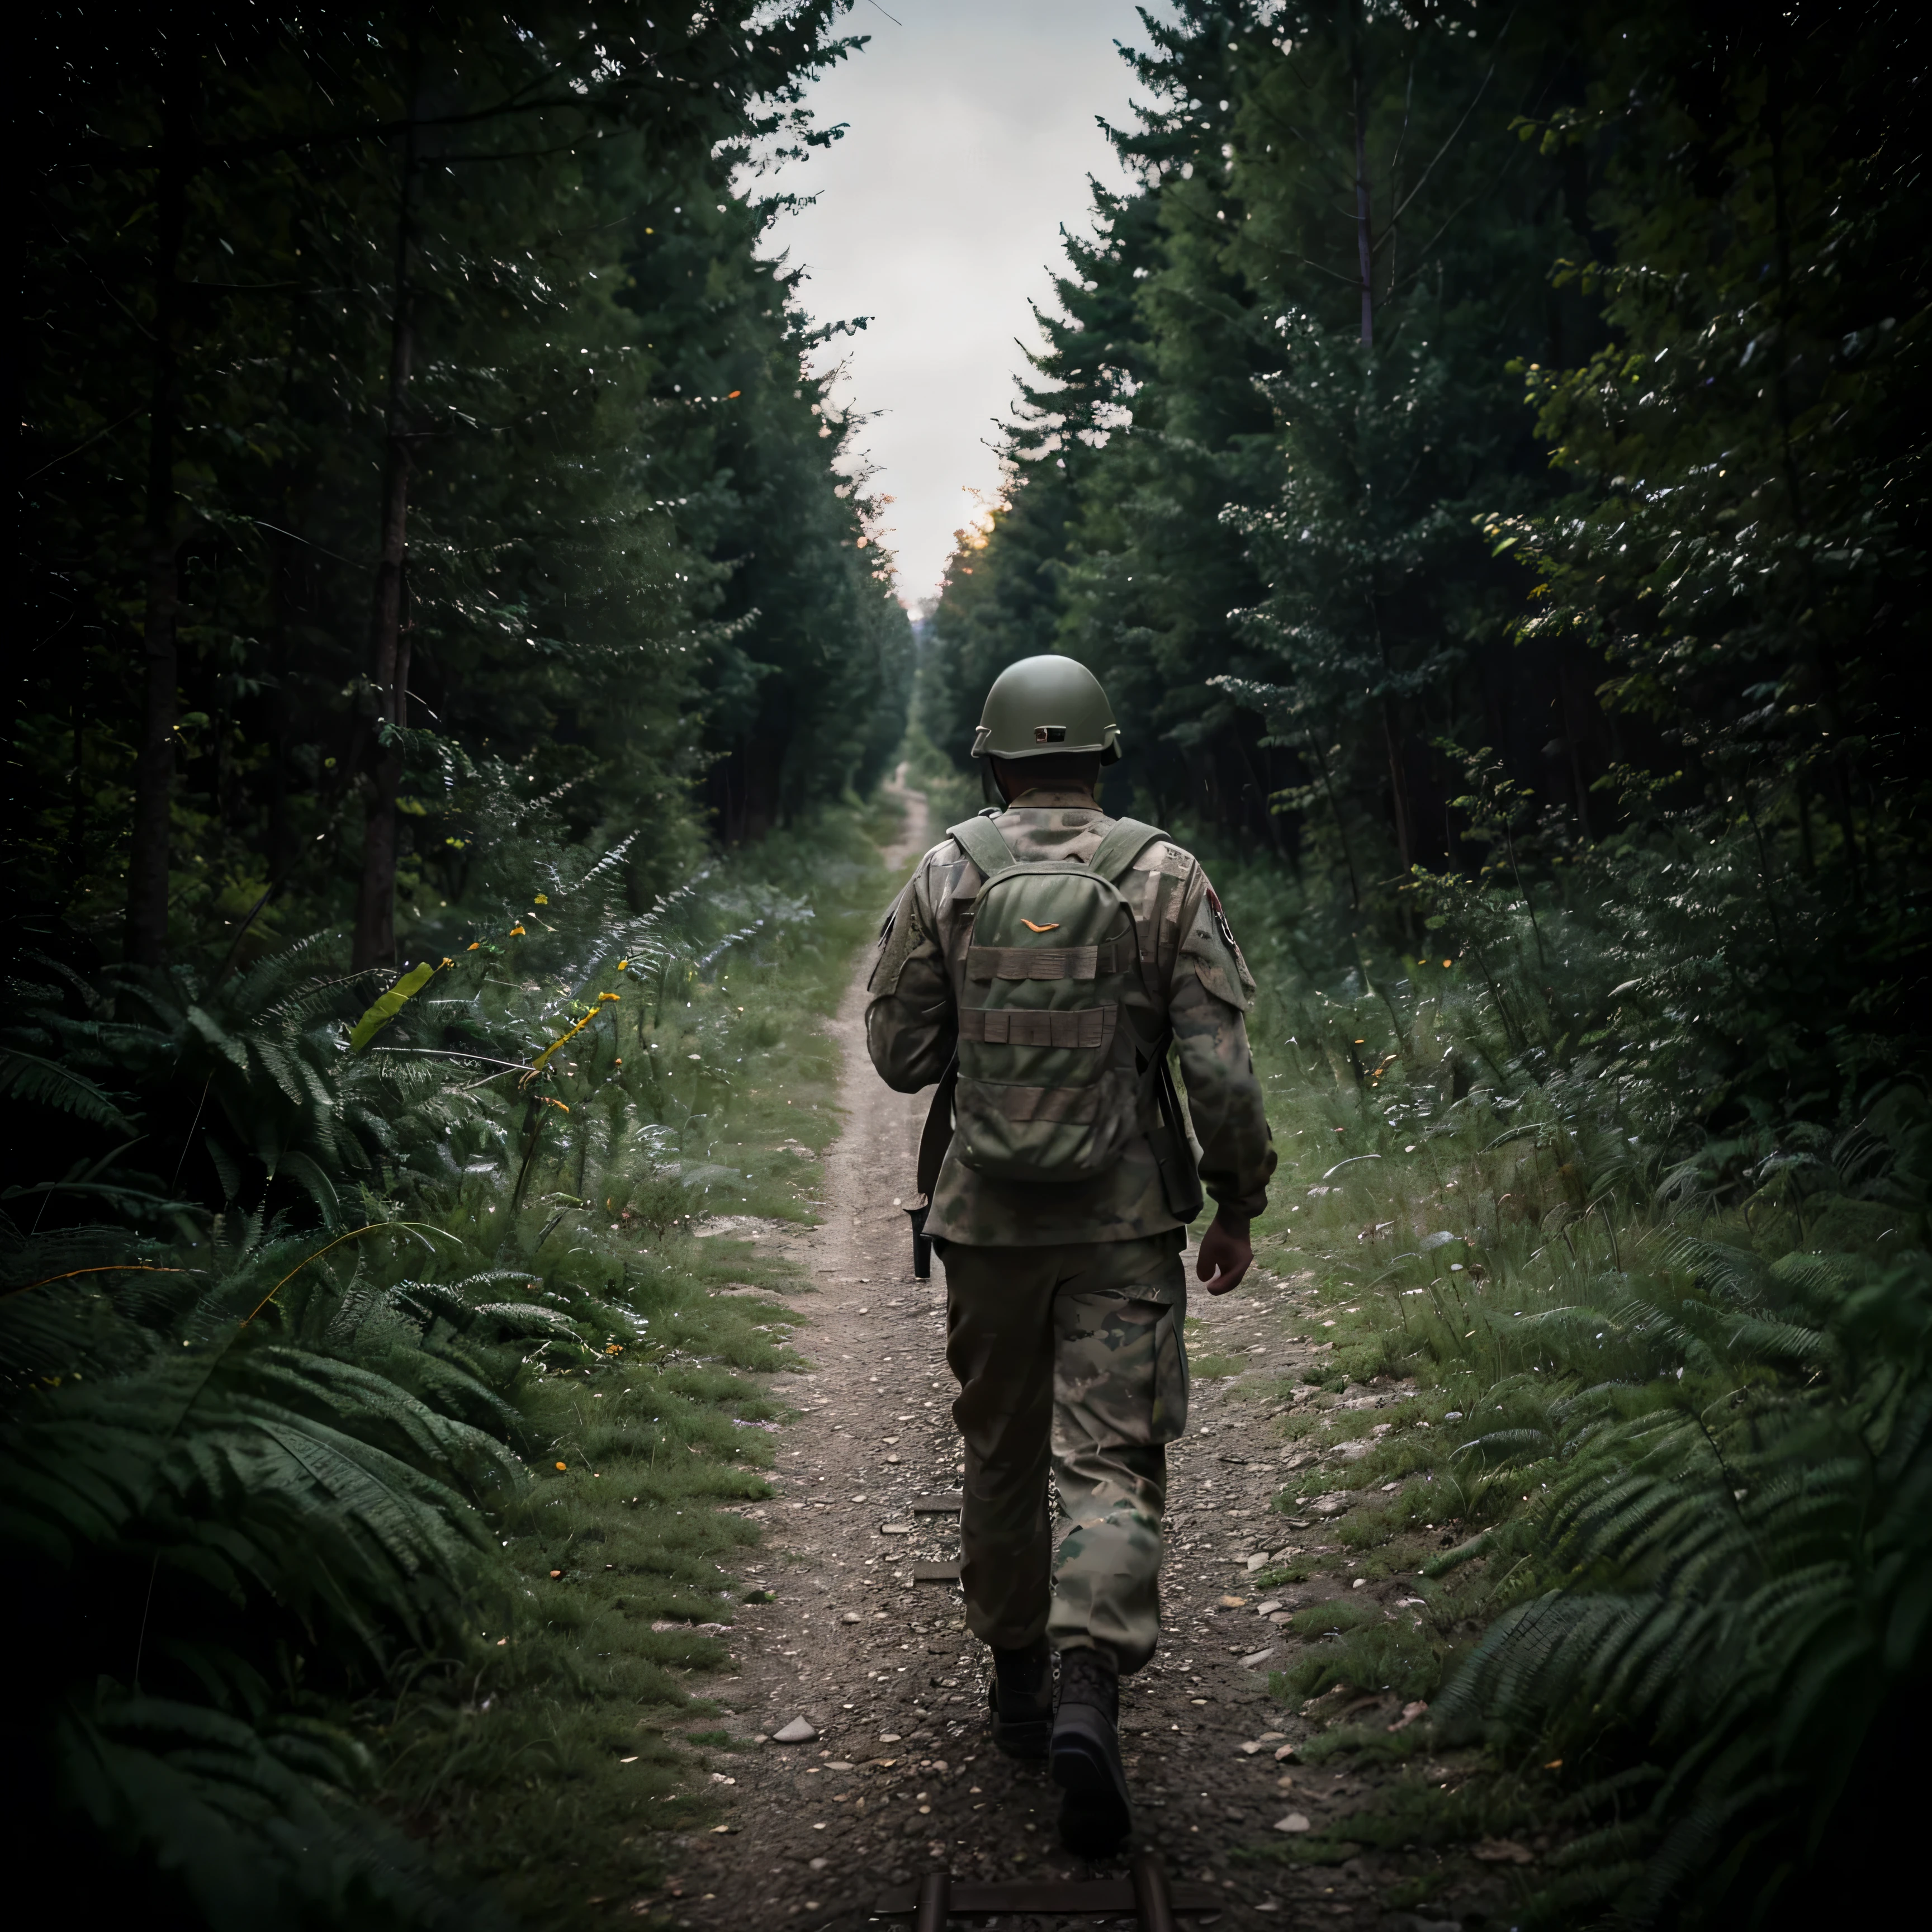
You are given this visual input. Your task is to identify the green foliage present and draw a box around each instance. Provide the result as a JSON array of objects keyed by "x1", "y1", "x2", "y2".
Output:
[
  {"x1": 921, "y1": 0, "x2": 1593, "y2": 882},
  {"x1": 0, "y1": 1210, "x2": 515, "y2": 1921},
  {"x1": 920, "y1": 3, "x2": 1924, "y2": 1094},
  {"x1": 1, "y1": 796, "x2": 894, "y2": 1920},
  {"x1": 53, "y1": 1689, "x2": 492, "y2": 1932},
  {"x1": 0, "y1": 1049, "x2": 136, "y2": 1133},
  {"x1": 349, "y1": 963, "x2": 441, "y2": 1054},
  {"x1": 18, "y1": 0, "x2": 909, "y2": 962},
  {"x1": 1428, "y1": 1242, "x2": 1932, "y2": 1926},
  {"x1": 1210, "y1": 815, "x2": 1929, "y2": 1918},
  {"x1": 17, "y1": 0, "x2": 1930, "y2": 1921},
  {"x1": 1502, "y1": 11, "x2": 1925, "y2": 779}
]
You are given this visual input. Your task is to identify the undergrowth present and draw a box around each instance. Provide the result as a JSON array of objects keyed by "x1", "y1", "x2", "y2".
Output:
[
  {"x1": 1195, "y1": 803, "x2": 1930, "y2": 1928},
  {"x1": 0, "y1": 790, "x2": 904, "y2": 1926}
]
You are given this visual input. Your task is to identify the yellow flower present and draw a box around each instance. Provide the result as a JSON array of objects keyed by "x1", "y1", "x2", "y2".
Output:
[
  {"x1": 555, "y1": 1460, "x2": 568, "y2": 1471},
  {"x1": 509, "y1": 925, "x2": 526, "y2": 937},
  {"x1": 534, "y1": 893, "x2": 550, "y2": 905}
]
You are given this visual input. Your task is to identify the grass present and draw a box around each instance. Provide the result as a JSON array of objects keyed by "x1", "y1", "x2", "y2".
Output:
[
  {"x1": 1175, "y1": 823, "x2": 1916, "y2": 1924},
  {"x1": 1181, "y1": 1315, "x2": 1251, "y2": 1381},
  {"x1": 371, "y1": 791, "x2": 915, "y2": 1924},
  {"x1": 1214, "y1": 1034, "x2": 1635, "y2": 1864},
  {"x1": 1178, "y1": 836, "x2": 1931, "y2": 1922}
]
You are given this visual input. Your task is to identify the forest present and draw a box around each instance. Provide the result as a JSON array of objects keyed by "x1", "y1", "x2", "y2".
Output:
[
  {"x1": 918, "y1": 0, "x2": 1929, "y2": 1920},
  {"x1": 8, "y1": 0, "x2": 1928, "y2": 1926}
]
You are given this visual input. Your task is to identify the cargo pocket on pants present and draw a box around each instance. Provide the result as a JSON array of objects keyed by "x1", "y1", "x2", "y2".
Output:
[{"x1": 1150, "y1": 1304, "x2": 1189, "y2": 1443}]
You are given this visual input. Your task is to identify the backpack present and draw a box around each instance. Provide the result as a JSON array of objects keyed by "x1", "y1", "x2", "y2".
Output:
[{"x1": 939, "y1": 809, "x2": 1183, "y2": 1188}]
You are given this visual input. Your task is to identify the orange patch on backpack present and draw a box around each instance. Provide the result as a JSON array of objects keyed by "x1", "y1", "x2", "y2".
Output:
[{"x1": 1020, "y1": 920, "x2": 1060, "y2": 933}]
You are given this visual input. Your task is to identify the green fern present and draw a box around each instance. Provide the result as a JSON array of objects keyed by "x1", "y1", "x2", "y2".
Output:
[
  {"x1": 53, "y1": 1687, "x2": 501, "y2": 1929},
  {"x1": 1431, "y1": 1248, "x2": 1932, "y2": 1925},
  {"x1": 0, "y1": 792, "x2": 871, "y2": 1918},
  {"x1": 0, "y1": 1046, "x2": 135, "y2": 1131}
]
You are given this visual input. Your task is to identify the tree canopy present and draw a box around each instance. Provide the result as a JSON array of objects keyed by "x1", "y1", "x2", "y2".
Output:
[
  {"x1": 10, "y1": 2, "x2": 1930, "y2": 1920},
  {"x1": 922, "y1": 0, "x2": 1926, "y2": 1122},
  {"x1": 18, "y1": 0, "x2": 911, "y2": 970}
]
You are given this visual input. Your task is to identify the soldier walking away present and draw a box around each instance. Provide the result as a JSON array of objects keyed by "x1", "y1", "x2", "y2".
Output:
[{"x1": 865, "y1": 655, "x2": 1276, "y2": 1857}]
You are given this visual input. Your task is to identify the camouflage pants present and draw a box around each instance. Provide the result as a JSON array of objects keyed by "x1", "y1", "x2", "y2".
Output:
[{"x1": 937, "y1": 1230, "x2": 1189, "y2": 1675}]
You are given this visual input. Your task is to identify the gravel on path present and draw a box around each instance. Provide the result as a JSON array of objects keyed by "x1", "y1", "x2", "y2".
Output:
[{"x1": 647, "y1": 787, "x2": 1482, "y2": 1930}]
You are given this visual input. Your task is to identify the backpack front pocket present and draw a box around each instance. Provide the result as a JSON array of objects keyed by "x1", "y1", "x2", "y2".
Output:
[{"x1": 953, "y1": 1063, "x2": 1144, "y2": 1181}]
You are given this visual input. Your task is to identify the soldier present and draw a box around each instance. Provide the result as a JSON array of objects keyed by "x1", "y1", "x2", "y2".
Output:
[{"x1": 865, "y1": 655, "x2": 1275, "y2": 1855}]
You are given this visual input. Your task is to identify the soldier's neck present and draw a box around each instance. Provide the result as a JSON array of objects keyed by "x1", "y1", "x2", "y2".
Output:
[{"x1": 1003, "y1": 785, "x2": 1099, "y2": 809}]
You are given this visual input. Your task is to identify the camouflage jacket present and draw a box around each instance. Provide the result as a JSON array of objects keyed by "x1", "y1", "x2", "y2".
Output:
[{"x1": 865, "y1": 790, "x2": 1276, "y2": 1247}]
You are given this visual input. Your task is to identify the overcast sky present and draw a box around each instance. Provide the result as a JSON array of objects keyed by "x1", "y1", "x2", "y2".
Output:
[{"x1": 760, "y1": 0, "x2": 1162, "y2": 608}]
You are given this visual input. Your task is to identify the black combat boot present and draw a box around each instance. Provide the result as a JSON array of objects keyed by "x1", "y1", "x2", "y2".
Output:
[
  {"x1": 987, "y1": 1637, "x2": 1053, "y2": 1759},
  {"x1": 1052, "y1": 1645, "x2": 1133, "y2": 1855}
]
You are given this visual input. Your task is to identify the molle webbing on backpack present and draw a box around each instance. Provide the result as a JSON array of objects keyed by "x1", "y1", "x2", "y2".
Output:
[
  {"x1": 995, "y1": 1082, "x2": 1110, "y2": 1126},
  {"x1": 935, "y1": 809, "x2": 1178, "y2": 1189},
  {"x1": 956, "y1": 1003, "x2": 1118, "y2": 1050},
  {"x1": 966, "y1": 937, "x2": 1135, "y2": 982}
]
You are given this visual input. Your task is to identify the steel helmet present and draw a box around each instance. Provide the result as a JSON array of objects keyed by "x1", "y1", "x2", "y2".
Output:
[{"x1": 970, "y1": 655, "x2": 1123, "y2": 765}]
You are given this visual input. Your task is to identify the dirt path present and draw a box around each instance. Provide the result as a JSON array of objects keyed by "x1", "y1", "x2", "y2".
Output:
[{"x1": 661, "y1": 787, "x2": 1442, "y2": 1930}]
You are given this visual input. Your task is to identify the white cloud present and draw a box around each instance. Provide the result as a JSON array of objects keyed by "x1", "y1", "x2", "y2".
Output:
[{"x1": 760, "y1": 0, "x2": 1160, "y2": 605}]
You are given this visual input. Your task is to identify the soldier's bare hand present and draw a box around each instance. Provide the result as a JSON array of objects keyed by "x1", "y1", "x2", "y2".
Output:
[{"x1": 1196, "y1": 1213, "x2": 1252, "y2": 1295}]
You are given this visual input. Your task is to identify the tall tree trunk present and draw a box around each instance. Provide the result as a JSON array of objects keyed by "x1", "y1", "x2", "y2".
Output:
[
  {"x1": 267, "y1": 531, "x2": 294, "y2": 888},
  {"x1": 1380, "y1": 697, "x2": 1412, "y2": 872},
  {"x1": 1306, "y1": 730, "x2": 1362, "y2": 914},
  {"x1": 67, "y1": 679, "x2": 89, "y2": 888},
  {"x1": 1352, "y1": 20, "x2": 1374, "y2": 347},
  {"x1": 352, "y1": 44, "x2": 422, "y2": 973},
  {"x1": 1231, "y1": 727, "x2": 1287, "y2": 858},
  {"x1": 1559, "y1": 664, "x2": 1595, "y2": 842},
  {"x1": 1764, "y1": 39, "x2": 1862, "y2": 894},
  {"x1": 126, "y1": 37, "x2": 196, "y2": 967},
  {"x1": 1374, "y1": 592, "x2": 1411, "y2": 872},
  {"x1": 1378, "y1": 631, "x2": 1419, "y2": 947}
]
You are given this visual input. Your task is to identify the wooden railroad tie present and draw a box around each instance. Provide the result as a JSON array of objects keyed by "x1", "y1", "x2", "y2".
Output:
[
  {"x1": 869, "y1": 1852, "x2": 1212, "y2": 1928},
  {"x1": 908, "y1": 1495, "x2": 962, "y2": 1585}
]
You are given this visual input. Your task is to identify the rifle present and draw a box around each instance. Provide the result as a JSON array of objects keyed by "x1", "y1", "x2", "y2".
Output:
[{"x1": 903, "y1": 1059, "x2": 956, "y2": 1280}]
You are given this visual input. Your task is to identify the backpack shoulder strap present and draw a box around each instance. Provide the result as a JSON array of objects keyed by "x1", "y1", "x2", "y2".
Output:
[
  {"x1": 1088, "y1": 816, "x2": 1169, "y2": 885},
  {"x1": 948, "y1": 812, "x2": 1018, "y2": 881}
]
